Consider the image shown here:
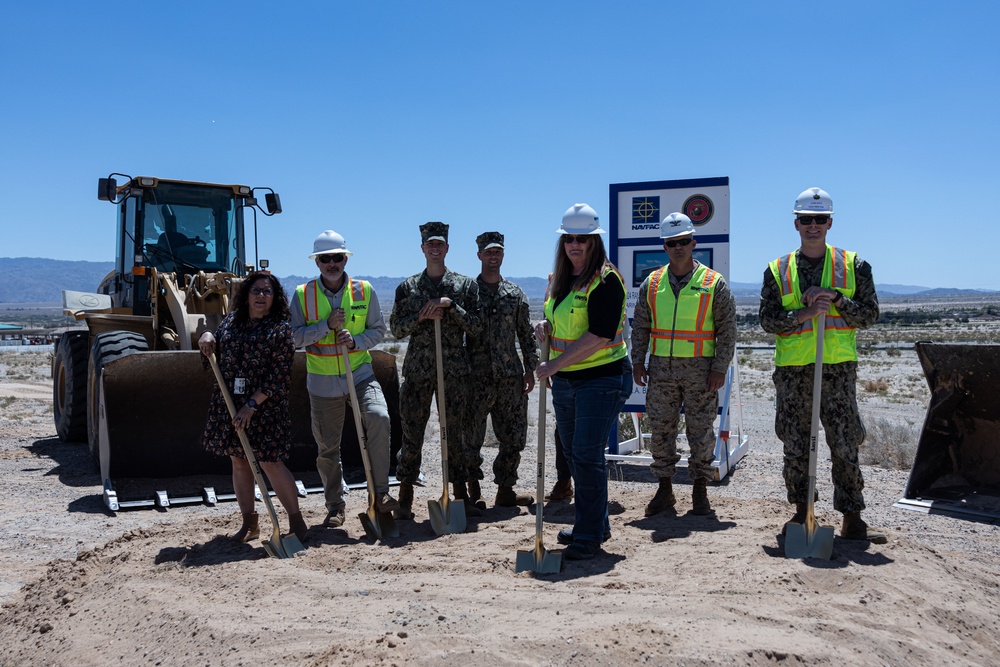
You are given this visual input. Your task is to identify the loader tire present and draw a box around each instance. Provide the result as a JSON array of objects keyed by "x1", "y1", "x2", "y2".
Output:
[
  {"x1": 87, "y1": 331, "x2": 149, "y2": 462},
  {"x1": 53, "y1": 331, "x2": 89, "y2": 443}
]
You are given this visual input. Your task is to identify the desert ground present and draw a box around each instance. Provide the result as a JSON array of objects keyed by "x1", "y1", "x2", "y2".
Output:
[{"x1": 1, "y1": 329, "x2": 999, "y2": 666}]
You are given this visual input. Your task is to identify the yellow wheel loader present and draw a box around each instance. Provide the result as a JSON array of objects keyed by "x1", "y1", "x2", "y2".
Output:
[{"x1": 52, "y1": 174, "x2": 401, "y2": 511}]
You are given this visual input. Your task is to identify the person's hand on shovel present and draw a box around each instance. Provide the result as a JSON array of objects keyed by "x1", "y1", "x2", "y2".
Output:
[{"x1": 418, "y1": 297, "x2": 450, "y2": 322}]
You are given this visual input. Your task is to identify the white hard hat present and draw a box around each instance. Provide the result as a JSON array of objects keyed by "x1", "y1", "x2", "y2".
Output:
[
  {"x1": 660, "y1": 212, "x2": 694, "y2": 240},
  {"x1": 309, "y1": 230, "x2": 353, "y2": 258},
  {"x1": 558, "y1": 203, "x2": 605, "y2": 235},
  {"x1": 793, "y1": 187, "x2": 834, "y2": 216}
]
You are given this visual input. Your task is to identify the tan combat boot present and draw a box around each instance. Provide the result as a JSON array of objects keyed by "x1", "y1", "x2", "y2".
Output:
[
  {"x1": 286, "y1": 512, "x2": 308, "y2": 541},
  {"x1": 394, "y1": 481, "x2": 415, "y2": 520},
  {"x1": 467, "y1": 479, "x2": 487, "y2": 510},
  {"x1": 496, "y1": 485, "x2": 534, "y2": 507},
  {"x1": 644, "y1": 479, "x2": 676, "y2": 517},
  {"x1": 232, "y1": 512, "x2": 260, "y2": 543},
  {"x1": 544, "y1": 478, "x2": 573, "y2": 502},
  {"x1": 841, "y1": 511, "x2": 888, "y2": 544},
  {"x1": 453, "y1": 482, "x2": 482, "y2": 517},
  {"x1": 691, "y1": 478, "x2": 712, "y2": 515},
  {"x1": 781, "y1": 502, "x2": 808, "y2": 535}
]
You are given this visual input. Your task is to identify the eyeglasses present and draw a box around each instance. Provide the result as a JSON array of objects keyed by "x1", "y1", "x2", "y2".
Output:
[
  {"x1": 317, "y1": 253, "x2": 347, "y2": 264},
  {"x1": 664, "y1": 237, "x2": 693, "y2": 248},
  {"x1": 250, "y1": 287, "x2": 274, "y2": 296},
  {"x1": 797, "y1": 215, "x2": 831, "y2": 226},
  {"x1": 562, "y1": 234, "x2": 592, "y2": 244}
]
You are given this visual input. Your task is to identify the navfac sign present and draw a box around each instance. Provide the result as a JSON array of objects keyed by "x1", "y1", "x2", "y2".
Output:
[{"x1": 607, "y1": 176, "x2": 748, "y2": 479}]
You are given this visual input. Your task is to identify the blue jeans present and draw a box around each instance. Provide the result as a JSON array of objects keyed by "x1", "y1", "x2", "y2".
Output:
[{"x1": 551, "y1": 369, "x2": 631, "y2": 544}]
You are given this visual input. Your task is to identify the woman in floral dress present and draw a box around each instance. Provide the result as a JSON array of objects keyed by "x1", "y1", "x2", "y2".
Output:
[{"x1": 198, "y1": 272, "x2": 307, "y2": 542}]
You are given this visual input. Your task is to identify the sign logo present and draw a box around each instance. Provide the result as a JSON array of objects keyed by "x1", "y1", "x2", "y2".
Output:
[
  {"x1": 682, "y1": 194, "x2": 714, "y2": 226},
  {"x1": 631, "y1": 196, "x2": 660, "y2": 231}
]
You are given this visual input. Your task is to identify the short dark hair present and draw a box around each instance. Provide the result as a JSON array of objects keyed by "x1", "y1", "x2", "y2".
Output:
[{"x1": 233, "y1": 272, "x2": 290, "y2": 324}]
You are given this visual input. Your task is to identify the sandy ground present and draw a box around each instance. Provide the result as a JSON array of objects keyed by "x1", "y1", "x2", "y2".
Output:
[{"x1": 1, "y1": 346, "x2": 999, "y2": 666}]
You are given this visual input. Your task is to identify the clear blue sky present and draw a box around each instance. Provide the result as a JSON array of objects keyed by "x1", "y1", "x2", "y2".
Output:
[{"x1": 2, "y1": 2, "x2": 997, "y2": 289}]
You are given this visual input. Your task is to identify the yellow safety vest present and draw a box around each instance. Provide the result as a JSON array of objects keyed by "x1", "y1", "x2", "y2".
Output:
[
  {"x1": 295, "y1": 278, "x2": 373, "y2": 375},
  {"x1": 768, "y1": 245, "x2": 857, "y2": 366},
  {"x1": 647, "y1": 263, "x2": 720, "y2": 358},
  {"x1": 544, "y1": 265, "x2": 628, "y2": 372}
]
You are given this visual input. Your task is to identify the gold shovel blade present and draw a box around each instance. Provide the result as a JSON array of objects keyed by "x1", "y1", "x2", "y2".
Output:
[
  {"x1": 359, "y1": 510, "x2": 400, "y2": 541},
  {"x1": 784, "y1": 521, "x2": 835, "y2": 560},
  {"x1": 515, "y1": 544, "x2": 563, "y2": 574},
  {"x1": 428, "y1": 498, "x2": 467, "y2": 535},
  {"x1": 261, "y1": 534, "x2": 305, "y2": 559}
]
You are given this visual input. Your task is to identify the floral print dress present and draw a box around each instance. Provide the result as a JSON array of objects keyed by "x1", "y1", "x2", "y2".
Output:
[{"x1": 202, "y1": 312, "x2": 294, "y2": 462}]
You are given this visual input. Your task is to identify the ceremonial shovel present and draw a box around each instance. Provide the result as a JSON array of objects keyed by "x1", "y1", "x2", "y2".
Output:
[
  {"x1": 342, "y1": 345, "x2": 399, "y2": 541},
  {"x1": 427, "y1": 318, "x2": 467, "y2": 535},
  {"x1": 784, "y1": 312, "x2": 836, "y2": 560},
  {"x1": 208, "y1": 354, "x2": 304, "y2": 559},
  {"x1": 515, "y1": 335, "x2": 562, "y2": 573}
]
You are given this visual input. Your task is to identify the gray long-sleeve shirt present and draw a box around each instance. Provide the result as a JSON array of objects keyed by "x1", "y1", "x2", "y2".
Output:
[{"x1": 290, "y1": 274, "x2": 387, "y2": 398}]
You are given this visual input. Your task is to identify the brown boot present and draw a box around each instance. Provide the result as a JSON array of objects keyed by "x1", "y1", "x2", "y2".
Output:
[
  {"x1": 286, "y1": 512, "x2": 308, "y2": 541},
  {"x1": 691, "y1": 478, "x2": 712, "y2": 515},
  {"x1": 467, "y1": 479, "x2": 487, "y2": 510},
  {"x1": 781, "y1": 502, "x2": 808, "y2": 535},
  {"x1": 644, "y1": 479, "x2": 676, "y2": 517},
  {"x1": 544, "y1": 478, "x2": 573, "y2": 502},
  {"x1": 496, "y1": 485, "x2": 534, "y2": 507},
  {"x1": 841, "y1": 511, "x2": 888, "y2": 544},
  {"x1": 233, "y1": 512, "x2": 259, "y2": 543},
  {"x1": 394, "y1": 482, "x2": 415, "y2": 520},
  {"x1": 453, "y1": 482, "x2": 482, "y2": 517}
]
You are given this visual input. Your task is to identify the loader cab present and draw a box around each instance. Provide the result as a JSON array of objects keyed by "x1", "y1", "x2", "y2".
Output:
[{"x1": 99, "y1": 176, "x2": 268, "y2": 313}]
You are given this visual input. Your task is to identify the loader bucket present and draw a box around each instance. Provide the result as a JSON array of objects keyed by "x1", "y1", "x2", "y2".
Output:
[
  {"x1": 94, "y1": 348, "x2": 401, "y2": 510},
  {"x1": 895, "y1": 342, "x2": 1000, "y2": 521}
]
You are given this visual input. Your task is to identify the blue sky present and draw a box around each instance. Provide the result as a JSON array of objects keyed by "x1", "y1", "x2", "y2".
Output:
[{"x1": 2, "y1": 2, "x2": 997, "y2": 289}]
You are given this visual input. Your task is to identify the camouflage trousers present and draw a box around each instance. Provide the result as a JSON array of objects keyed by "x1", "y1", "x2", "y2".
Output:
[
  {"x1": 773, "y1": 362, "x2": 866, "y2": 513},
  {"x1": 396, "y1": 373, "x2": 470, "y2": 484},
  {"x1": 466, "y1": 374, "x2": 528, "y2": 486},
  {"x1": 645, "y1": 356, "x2": 718, "y2": 482}
]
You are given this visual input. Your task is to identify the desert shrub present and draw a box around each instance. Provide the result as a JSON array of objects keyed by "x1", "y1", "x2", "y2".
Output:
[
  {"x1": 860, "y1": 416, "x2": 918, "y2": 470},
  {"x1": 863, "y1": 378, "x2": 890, "y2": 392},
  {"x1": 886, "y1": 346, "x2": 901, "y2": 357},
  {"x1": 385, "y1": 344, "x2": 400, "y2": 354}
]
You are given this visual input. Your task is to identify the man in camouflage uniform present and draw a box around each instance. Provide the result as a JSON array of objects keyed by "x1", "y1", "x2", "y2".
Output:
[
  {"x1": 465, "y1": 231, "x2": 538, "y2": 509},
  {"x1": 631, "y1": 213, "x2": 736, "y2": 517},
  {"x1": 759, "y1": 187, "x2": 886, "y2": 544},
  {"x1": 390, "y1": 221, "x2": 482, "y2": 519}
]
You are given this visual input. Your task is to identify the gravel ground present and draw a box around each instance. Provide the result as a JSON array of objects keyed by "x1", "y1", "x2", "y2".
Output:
[{"x1": 2, "y1": 346, "x2": 1000, "y2": 666}]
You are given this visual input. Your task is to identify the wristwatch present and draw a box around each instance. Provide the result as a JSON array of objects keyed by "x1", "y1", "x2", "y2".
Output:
[
  {"x1": 833, "y1": 292, "x2": 845, "y2": 306},
  {"x1": 246, "y1": 398, "x2": 258, "y2": 411}
]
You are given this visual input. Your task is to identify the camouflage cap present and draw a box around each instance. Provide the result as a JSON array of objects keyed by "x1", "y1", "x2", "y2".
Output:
[
  {"x1": 476, "y1": 231, "x2": 504, "y2": 251},
  {"x1": 420, "y1": 221, "x2": 449, "y2": 243}
]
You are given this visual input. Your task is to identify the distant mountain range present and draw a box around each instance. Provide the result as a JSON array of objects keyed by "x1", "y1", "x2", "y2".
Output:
[{"x1": 0, "y1": 257, "x2": 994, "y2": 304}]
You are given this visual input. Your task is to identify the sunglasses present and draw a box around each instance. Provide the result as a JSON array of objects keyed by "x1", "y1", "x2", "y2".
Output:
[
  {"x1": 664, "y1": 237, "x2": 693, "y2": 248},
  {"x1": 317, "y1": 253, "x2": 347, "y2": 264},
  {"x1": 250, "y1": 287, "x2": 274, "y2": 296},
  {"x1": 562, "y1": 234, "x2": 593, "y2": 244},
  {"x1": 797, "y1": 215, "x2": 831, "y2": 226}
]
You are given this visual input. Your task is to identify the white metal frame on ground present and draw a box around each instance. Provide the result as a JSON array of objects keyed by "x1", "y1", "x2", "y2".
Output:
[{"x1": 605, "y1": 361, "x2": 750, "y2": 481}]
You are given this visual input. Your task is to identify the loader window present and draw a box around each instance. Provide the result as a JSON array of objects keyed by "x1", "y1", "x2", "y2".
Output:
[{"x1": 140, "y1": 184, "x2": 238, "y2": 274}]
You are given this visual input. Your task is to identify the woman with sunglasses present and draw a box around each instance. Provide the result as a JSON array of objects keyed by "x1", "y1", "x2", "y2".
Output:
[
  {"x1": 534, "y1": 203, "x2": 631, "y2": 560},
  {"x1": 199, "y1": 271, "x2": 307, "y2": 543}
]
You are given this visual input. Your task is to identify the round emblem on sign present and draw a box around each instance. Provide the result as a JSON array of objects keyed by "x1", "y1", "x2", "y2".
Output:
[
  {"x1": 80, "y1": 295, "x2": 100, "y2": 308},
  {"x1": 683, "y1": 194, "x2": 714, "y2": 226}
]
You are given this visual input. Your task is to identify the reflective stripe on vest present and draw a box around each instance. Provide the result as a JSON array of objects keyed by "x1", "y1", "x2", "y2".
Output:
[
  {"x1": 295, "y1": 278, "x2": 373, "y2": 375},
  {"x1": 768, "y1": 245, "x2": 858, "y2": 366},
  {"x1": 647, "y1": 263, "x2": 720, "y2": 358},
  {"x1": 543, "y1": 266, "x2": 628, "y2": 372}
]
